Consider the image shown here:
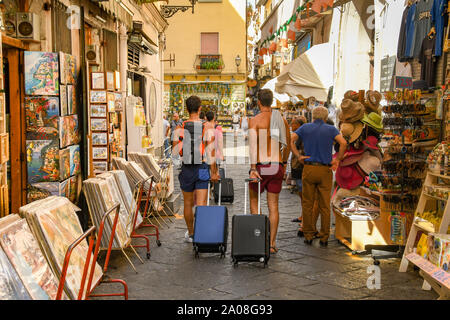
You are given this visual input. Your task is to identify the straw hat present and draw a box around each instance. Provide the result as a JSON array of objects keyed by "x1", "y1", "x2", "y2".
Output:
[
  {"x1": 357, "y1": 151, "x2": 382, "y2": 175},
  {"x1": 340, "y1": 121, "x2": 364, "y2": 143},
  {"x1": 344, "y1": 90, "x2": 359, "y2": 102},
  {"x1": 361, "y1": 112, "x2": 383, "y2": 132},
  {"x1": 365, "y1": 91, "x2": 382, "y2": 113},
  {"x1": 339, "y1": 99, "x2": 365, "y2": 123},
  {"x1": 336, "y1": 164, "x2": 364, "y2": 190},
  {"x1": 332, "y1": 187, "x2": 361, "y2": 207}
]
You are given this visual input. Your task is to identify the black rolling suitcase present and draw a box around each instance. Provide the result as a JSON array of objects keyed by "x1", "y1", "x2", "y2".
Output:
[
  {"x1": 214, "y1": 164, "x2": 234, "y2": 203},
  {"x1": 231, "y1": 179, "x2": 270, "y2": 268}
]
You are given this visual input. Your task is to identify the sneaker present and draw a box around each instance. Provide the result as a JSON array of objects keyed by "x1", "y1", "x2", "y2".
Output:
[{"x1": 184, "y1": 231, "x2": 193, "y2": 243}]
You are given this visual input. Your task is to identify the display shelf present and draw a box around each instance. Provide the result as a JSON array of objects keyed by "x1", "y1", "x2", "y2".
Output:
[
  {"x1": 423, "y1": 192, "x2": 449, "y2": 202},
  {"x1": 413, "y1": 219, "x2": 436, "y2": 233}
]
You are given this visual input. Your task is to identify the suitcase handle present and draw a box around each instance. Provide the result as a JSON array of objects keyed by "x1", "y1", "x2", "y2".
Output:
[
  {"x1": 244, "y1": 178, "x2": 261, "y2": 215},
  {"x1": 207, "y1": 179, "x2": 222, "y2": 206}
]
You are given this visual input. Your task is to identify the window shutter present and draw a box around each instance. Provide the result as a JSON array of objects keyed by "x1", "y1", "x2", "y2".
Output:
[
  {"x1": 51, "y1": 0, "x2": 72, "y2": 54},
  {"x1": 103, "y1": 29, "x2": 118, "y2": 71},
  {"x1": 201, "y1": 33, "x2": 219, "y2": 54},
  {"x1": 128, "y1": 44, "x2": 140, "y2": 67}
]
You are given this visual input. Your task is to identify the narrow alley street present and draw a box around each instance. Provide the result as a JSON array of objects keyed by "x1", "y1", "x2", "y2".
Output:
[{"x1": 92, "y1": 133, "x2": 438, "y2": 300}]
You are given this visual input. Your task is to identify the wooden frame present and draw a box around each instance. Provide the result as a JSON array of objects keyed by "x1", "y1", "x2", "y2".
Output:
[
  {"x1": 0, "y1": 133, "x2": 9, "y2": 164},
  {"x1": 90, "y1": 72, "x2": 106, "y2": 90},
  {"x1": 92, "y1": 147, "x2": 108, "y2": 160},
  {"x1": 92, "y1": 132, "x2": 108, "y2": 146},
  {"x1": 90, "y1": 90, "x2": 107, "y2": 103},
  {"x1": 90, "y1": 118, "x2": 108, "y2": 132},
  {"x1": 90, "y1": 104, "x2": 107, "y2": 118},
  {"x1": 106, "y1": 72, "x2": 114, "y2": 91}
]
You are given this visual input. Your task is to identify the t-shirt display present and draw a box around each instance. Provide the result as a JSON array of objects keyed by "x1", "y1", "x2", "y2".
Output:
[
  {"x1": 419, "y1": 35, "x2": 437, "y2": 88},
  {"x1": 412, "y1": 0, "x2": 434, "y2": 59}
]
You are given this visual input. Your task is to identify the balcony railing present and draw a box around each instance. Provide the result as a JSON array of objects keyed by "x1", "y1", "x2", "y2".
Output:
[{"x1": 194, "y1": 54, "x2": 225, "y2": 73}]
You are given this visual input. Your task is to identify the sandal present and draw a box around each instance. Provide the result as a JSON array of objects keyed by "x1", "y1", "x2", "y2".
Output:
[{"x1": 270, "y1": 246, "x2": 278, "y2": 254}]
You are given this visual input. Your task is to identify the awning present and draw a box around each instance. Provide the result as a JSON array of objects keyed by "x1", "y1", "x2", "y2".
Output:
[
  {"x1": 96, "y1": 0, "x2": 133, "y2": 30},
  {"x1": 275, "y1": 42, "x2": 334, "y2": 102}
]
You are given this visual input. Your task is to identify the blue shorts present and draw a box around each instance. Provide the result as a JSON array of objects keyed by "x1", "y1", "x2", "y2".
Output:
[
  {"x1": 179, "y1": 163, "x2": 210, "y2": 192},
  {"x1": 296, "y1": 179, "x2": 302, "y2": 192}
]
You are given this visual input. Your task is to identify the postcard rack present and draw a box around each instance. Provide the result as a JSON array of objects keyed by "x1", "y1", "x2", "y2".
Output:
[
  {"x1": 130, "y1": 177, "x2": 162, "y2": 259},
  {"x1": 56, "y1": 204, "x2": 128, "y2": 300}
]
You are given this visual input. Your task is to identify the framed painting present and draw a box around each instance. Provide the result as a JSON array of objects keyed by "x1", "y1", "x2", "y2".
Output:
[
  {"x1": 68, "y1": 145, "x2": 81, "y2": 176},
  {"x1": 114, "y1": 71, "x2": 120, "y2": 90},
  {"x1": 25, "y1": 51, "x2": 59, "y2": 96},
  {"x1": 27, "y1": 182, "x2": 59, "y2": 203},
  {"x1": 93, "y1": 161, "x2": 108, "y2": 173},
  {"x1": 114, "y1": 93, "x2": 122, "y2": 110},
  {"x1": 66, "y1": 54, "x2": 77, "y2": 84},
  {"x1": 59, "y1": 52, "x2": 67, "y2": 84},
  {"x1": 67, "y1": 84, "x2": 77, "y2": 115},
  {"x1": 92, "y1": 132, "x2": 108, "y2": 146},
  {"x1": 25, "y1": 96, "x2": 60, "y2": 140},
  {"x1": 26, "y1": 139, "x2": 60, "y2": 183},
  {"x1": 0, "y1": 247, "x2": 32, "y2": 300},
  {"x1": 91, "y1": 72, "x2": 105, "y2": 90},
  {"x1": 90, "y1": 104, "x2": 107, "y2": 118},
  {"x1": 107, "y1": 92, "x2": 115, "y2": 112},
  {"x1": 59, "y1": 178, "x2": 70, "y2": 198},
  {"x1": 59, "y1": 147, "x2": 70, "y2": 181},
  {"x1": 90, "y1": 118, "x2": 107, "y2": 131},
  {"x1": 69, "y1": 175, "x2": 80, "y2": 203},
  {"x1": 60, "y1": 85, "x2": 68, "y2": 116},
  {"x1": 90, "y1": 90, "x2": 107, "y2": 103},
  {"x1": 59, "y1": 115, "x2": 80, "y2": 148},
  {"x1": 92, "y1": 147, "x2": 108, "y2": 160},
  {"x1": 0, "y1": 219, "x2": 62, "y2": 300},
  {"x1": 106, "y1": 72, "x2": 114, "y2": 91}
]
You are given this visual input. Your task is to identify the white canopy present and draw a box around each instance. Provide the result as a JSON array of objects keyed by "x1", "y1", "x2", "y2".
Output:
[
  {"x1": 275, "y1": 42, "x2": 334, "y2": 102},
  {"x1": 261, "y1": 76, "x2": 290, "y2": 107}
]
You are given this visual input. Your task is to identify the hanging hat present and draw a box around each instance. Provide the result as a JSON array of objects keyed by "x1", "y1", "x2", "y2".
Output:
[
  {"x1": 357, "y1": 151, "x2": 382, "y2": 175},
  {"x1": 365, "y1": 90, "x2": 382, "y2": 113},
  {"x1": 362, "y1": 112, "x2": 383, "y2": 132},
  {"x1": 339, "y1": 99, "x2": 365, "y2": 123},
  {"x1": 344, "y1": 90, "x2": 359, "y2": 102},
  {"x1": 363, "y1": 136, "x2": 379, "y2": 150},
  {"x1": 340, "y1": 121, "x2": 364, "y2": 143},
  {"x1": 336, "y1": 163, "x2": 364, "y2": 190},
  {"x1": 332, "y1": 187, "x2": 361, "y2": 207}
]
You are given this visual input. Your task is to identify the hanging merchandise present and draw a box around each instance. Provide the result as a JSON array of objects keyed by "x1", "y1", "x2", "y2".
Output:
[
  {"x1": 390, "y1": 212, "x2": 407, "y2": 245},
  {"x1": 418, "y1": 33, "x2": 437, "y2": 88},
  {"x1": 431, "y1": 0, "x2": 446, "y2": 57},
  {"x1": 404, "y1": 1, "x2": 417, "y2": 59},
  {"x1": 412, "y1": 0, "x2": 434, "y2": 59}
]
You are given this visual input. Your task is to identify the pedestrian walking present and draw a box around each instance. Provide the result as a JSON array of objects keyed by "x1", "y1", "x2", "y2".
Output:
[
  {"x1": 172, "y1": 96, "x2": 220, "y2": 243},
  {"x1": 163, "y1": 114, "x2": 171, "y2": 158},
  {"x1": 170, "y1": 113, "x2": 183, "y2": 168},
  {"x1": 248, "y1": 89, "x2": 291, "y2": 254},
  {"x1": 290, "y1": 106, "x2": 347, "y2": 247},
  {"x1": 205, "y1": 111, "x2": 224, "y2": 166},
  {"x1": 240, "y1": 112, "x2": 249, "y2": 140},
  {"x1": 232, "y1": 110, "x2": 241, "y2": 137}
]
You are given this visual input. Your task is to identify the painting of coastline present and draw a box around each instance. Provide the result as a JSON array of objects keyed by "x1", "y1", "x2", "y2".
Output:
[
  {"x1": 90, "y1": 104, "x2": 107, "y2": 117},
  {"x1": 90, "y1": 118, "x2": 107, "y2": 131},
  {"x1": 69, "y1": 145, "x2": 81, "y2": 176},
  {"x1": 92, "y1": 132, "x2": 107, "y2": 146},
  {"x1": 93, "y1": 147, "x2": 108, "y2": 160},
  {"x1": 59, "y1": 148, "x2": 70, "y2": 181},
  {"x1": 90, "y1": 90, "x2": 107, "y2": 103},
  {"x1": 59, "y1": 115, "x2": 80, "y2": 148},
  {"x1": 27, "y1": 182, "x2": 59, "y2": 203},
  {"x1": 0, "y1": 247, "x2": 32, "y2": 300},
  {"x1": 25, "y1": 96, "x2": 60, "y2": 140},
  {"x1": 0, "y1": 219, "x2": 62, "y2": 300},
  {"x1": 93, "y1": 161, "x2": 108, "y2": 173},
  {"x1": 25, "y1": 51, "x2": 59, "y2": 96},
  {"x1": 26, "y1": 140, "x2": 60, "y2": 183}
]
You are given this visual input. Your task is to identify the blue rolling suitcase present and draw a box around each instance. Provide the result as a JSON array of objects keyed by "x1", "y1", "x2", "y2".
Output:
[{"x1": 193, "y1": 181, "x2": 228, "y2": 258}]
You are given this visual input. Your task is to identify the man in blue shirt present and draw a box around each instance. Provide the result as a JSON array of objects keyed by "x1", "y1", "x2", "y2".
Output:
[{"x1": 290, "y1": 106, "x2": 347, "y2": 246}]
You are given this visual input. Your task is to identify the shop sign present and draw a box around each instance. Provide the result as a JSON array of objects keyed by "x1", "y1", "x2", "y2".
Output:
[
  {"x1": 380, "y1": 56, "x2": 396, "y2": 93},
  {"x1": 395, "y1": 76, "x2": 413, "y2": 90}
]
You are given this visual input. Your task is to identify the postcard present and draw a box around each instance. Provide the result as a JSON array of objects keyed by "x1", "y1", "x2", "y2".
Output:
[
  {"x1": 90, "y1": 118, "x2": 107, "y2": 131},
  {"x1": 90, "y1": 90, "x2": 107, "y2": 103},
  {"x1": 92, "y1": 132, "x2": 108, "y2": 146},
  {"x1": 92, "y1": 147, "x2": 108, "y2": 160},
  {"x1": 90, "y1": 104, "x2": 107, "y2": 117}
]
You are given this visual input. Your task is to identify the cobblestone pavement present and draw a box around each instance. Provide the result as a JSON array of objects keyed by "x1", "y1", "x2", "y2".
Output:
[{"x1": 92, "y1": 134, "x2": 438, "y2": 300}]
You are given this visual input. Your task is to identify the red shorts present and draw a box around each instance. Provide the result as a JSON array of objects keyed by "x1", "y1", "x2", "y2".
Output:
[{"x1": 249, "y1": 163, "x2": 285, "y2": 194}]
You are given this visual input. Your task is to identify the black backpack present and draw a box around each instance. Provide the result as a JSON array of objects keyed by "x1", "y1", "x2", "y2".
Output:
[{"x1": 179, "y1": 121, "x2": 205, "y2": 165}]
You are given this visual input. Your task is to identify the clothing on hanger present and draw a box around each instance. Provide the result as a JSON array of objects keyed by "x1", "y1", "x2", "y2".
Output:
[
  {"x1": 404, "y1": 1, "x2": 417, "y2": 59},
  {"x1": 418, "y1": 34, "x2": 436, "y2": 88},
  {"x1": 431, "y1": 0, "x2": 447, "y2": 57},
  {"x1": 412, "y1": 0, "x2": 434, "y2": 59}
]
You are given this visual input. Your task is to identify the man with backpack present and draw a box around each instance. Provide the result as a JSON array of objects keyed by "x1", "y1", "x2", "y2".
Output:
[{"x1": 172, "y1": 96, "x2": 220, "y2": 243}]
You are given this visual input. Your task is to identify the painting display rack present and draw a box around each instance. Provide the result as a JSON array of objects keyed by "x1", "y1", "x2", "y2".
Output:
[{"x1": 57, "y1": 204, "x2": 128, "y2": 300}]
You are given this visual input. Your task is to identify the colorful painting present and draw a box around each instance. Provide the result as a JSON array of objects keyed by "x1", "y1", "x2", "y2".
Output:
[
  {"x1": 114, "y1": 93, "x2": 122, "y2": 110},
  {"x1": 90, "y1": 118, "x2": 107, "y2": 131},
  {"x1": 69, "y1": 175, "x2": 80, "y2": 203},
  {"x1": 66, "y1": 54, "x2": 77, "y2": 84},
  {"x1": 59, "y1": 52, "x2": 67, "y2": 84},
  {"x1": 90, "y1": 90, "x2": 107, "y2": 103},
  {"x1": 59, "y1": 178, "x2": 70, "y2": 198},
  {"x1": 34, "y1": 198, "x2": 103, "y2": 299},
  {"x1": 27, "y1": 182, "x2": 59, "y2": 203},
  {"x1": 26, "y1": 140, "x2": 60, "y2": 183},
  {"x1": 59, "y1": 148, "x2": 70, "y2": 181},
  {"x1": 25, "y1": 96, "x2": 60, "y2": 140},
  {"x1": 25, "y1": 51, "x2": 59, "y2": 96},
  {"x1": 59, "y1": 115, "x2": 80, "y2": 148},
  {"x1": 67, "y1": 85, "x2": 75, "y2": 115},
  {"x1": 92, "y1": 132, "x2": 107, "y2": 146},
  {"x1": 90, "y1": 104, "x2": 107, "y2": 117},
  {"x1": 91, "y1": 72, "x2": 105, "y2": 90},
  {"x1": 0, "y1": 219, "x2": 62, "y2": 300},
  {"x1": 93, "y1": 161, "x2": 108, "y2": 173},
  {"x1": 107, "y1": 92, "x2": 115, "y2": 112},
  {"x1": 106, "y1": 72, "x2": 114, "y2": 91},
  {"x1": 0, "y1": 247, "x2": 32, "y2": 300},
  {"x1": 69, "y1": 145, "x2": 81, "y2": 176},
  {"x1": 93, "y1": 147, "x2": 108, "y2": 160},
  {"x1": 60, "y1": 85, "x2": 68, "y2": 116}
]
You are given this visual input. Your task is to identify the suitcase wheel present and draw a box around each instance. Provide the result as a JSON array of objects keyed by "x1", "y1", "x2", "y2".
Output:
[
  {"x1": 219, "y1": 245, "x2": 226, "y2": 258},
  {"x1": 156, "y1": 240, "x2": 162, "y2": 247},
  {"x1": 232, "y1": 258, "x2": 238, "y2": 268},
  {"x1": 194, "y1": 246, "x2": 199, "y2": 259}
]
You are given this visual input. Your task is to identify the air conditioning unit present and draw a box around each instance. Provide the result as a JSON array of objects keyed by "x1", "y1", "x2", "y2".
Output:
[
  {"x1": 86, "y1": 45, "x2": 101, "y2": 65},
  {"x1": 16, "y1": 12, "x2": 40, "y2": 40},
  {"x1": 3, "y1": 12, "x2": 16, "y2": 38}
]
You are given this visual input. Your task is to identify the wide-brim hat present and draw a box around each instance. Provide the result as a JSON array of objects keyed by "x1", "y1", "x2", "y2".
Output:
[
  {"x1": 341, "y1": 121, "x2": 364, "y2": 143},
  {"x1": 344, "y1": 90, "x2": 359, "y2": 102},
  {"x1": 362, "y1": 112, "x2": 383, "y2": 132},
  {"x1": 339, "y1": 99, "x2": 365, "y2": 123},
  {"x1": 336, "y1": 163, "x2": 364, "y2": 190},
  {"x1": 339, "y1": 152, "x2": 364, "y2": 167},
  {"x1": 363, "y1": 136, "x2": 379, "y2": 150},
  {"x1": 357, "y1": 151, "x2": 382, "y2": 175},
  {"x1": 365, "y1": 90, "x2": 382, "y2": 112}
]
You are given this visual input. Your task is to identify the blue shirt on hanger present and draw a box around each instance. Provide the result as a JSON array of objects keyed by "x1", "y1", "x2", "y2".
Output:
[
  {"x1": 405, "y1": 2, "x2": 417, "y2": 58},
  {"x1": 432, "y1": 0, "x2": 446, "y2": 57}
]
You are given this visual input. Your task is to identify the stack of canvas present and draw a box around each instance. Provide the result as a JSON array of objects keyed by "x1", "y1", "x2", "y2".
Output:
[
  {"x1": 83, "y1": 177, "x2": 129, "y2": 249},
  {"x1": 19, "y1": 196, "x2": 102, "y2": 300}
]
